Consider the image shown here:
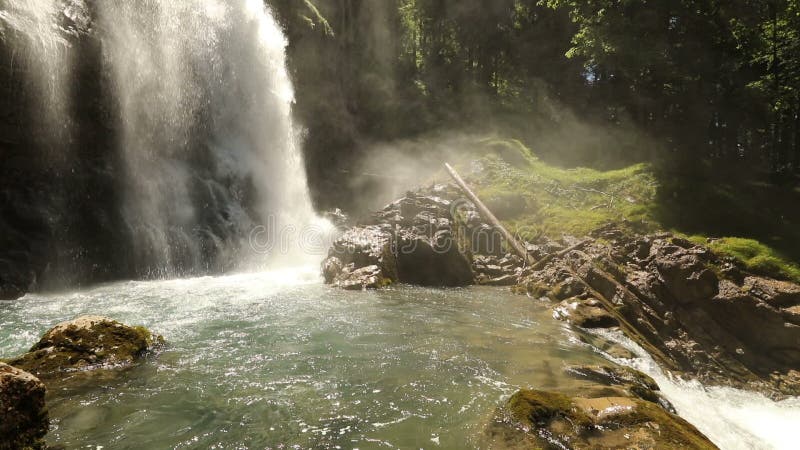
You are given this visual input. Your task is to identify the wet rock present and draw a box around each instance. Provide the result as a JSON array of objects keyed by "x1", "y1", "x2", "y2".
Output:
[
  {"x1": 553, "y1": 298, "x2": 619, "y2": 329},
  {"x1": 0, "y1": 263, "x2": 31, "y2": 301},
  {"x1": 322, "y1": 208, "x2": 349, "y2": 231},
  {"x1": 563, "y1": 365, "x2": 673, "y2": 410},
  {"x1": 0, "y1": 363, "x2": 48, "y2": 450},
  {"x1": 6, "y1": 316, "x2": 162, "y2": 380},
  {"x1": 334, "y1": 265, "x2": 391, "y2": 291},
  {"x1": 324, "y1": 187, "x2": 485, "y2": 290},
  {"x1": 325, "y1": 226, "x2": 397, "y2": 288},
  {"x1": 321, "y1": 256, "x2": 344, "y2": 284},
  {"x1": 486, "y1": 388, "x2": 716, "y2": 449},
  {"x1": 0, "y1": 283, "x2": 26, "y2": 301}
]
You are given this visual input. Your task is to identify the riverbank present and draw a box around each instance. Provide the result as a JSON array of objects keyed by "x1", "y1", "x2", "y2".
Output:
[{"x1": 321, "y1": 139, "x2": 800, "y2": 446}]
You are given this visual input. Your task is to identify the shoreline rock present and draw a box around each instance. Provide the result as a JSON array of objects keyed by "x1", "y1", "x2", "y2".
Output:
[
  {"x1": 0, "y1": 363, "x2": 49, "y2": 450},
  {"x1": 323, "y1": 186, "x2": 511, "y2": 289},
  {"x1": 484, "y1": 364, "x2": 717, "y2": 449},
  {"x1": 3, "y1": 316, "x2": 163, "y2": 381},
  {"x1": 515, "y1": 225, "x2": 800, "y2": 398}
]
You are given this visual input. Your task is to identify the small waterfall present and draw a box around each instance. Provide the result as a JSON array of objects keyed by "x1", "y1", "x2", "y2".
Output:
[{"x1": 0, "y1": 0, "x2": 319, "y2": 281}]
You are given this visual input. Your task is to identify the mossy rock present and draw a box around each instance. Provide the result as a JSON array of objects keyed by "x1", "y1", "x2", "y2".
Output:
[
  {"x1": 6, "y1": 316, "x2": 163, "y2": 380},
  {"x1": 495, "y1": 388, "x2": 717, "y2": 449},
  {"x1": 508, "y1": 389, "x2": 593, "y2": 429}
]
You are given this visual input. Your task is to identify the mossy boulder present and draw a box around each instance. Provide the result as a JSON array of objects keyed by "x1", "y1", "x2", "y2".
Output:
[
  {"x1": 0, "y1": 363, "x2": 48, "y2": 450},
  {"x1": 5, "y1": 316, "x2": 163, "y2": 380},
  {"x1": 490, "y1": 388, "x2": 717, "y2": 449}
]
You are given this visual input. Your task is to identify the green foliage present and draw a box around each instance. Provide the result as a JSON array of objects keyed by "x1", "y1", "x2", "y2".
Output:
[
  {"x1": 466, "y1": 138, "x2": 800, "y2": 277},
  {"x1": 544, "y1": 0, "x2": 800, "y2": 173},
  {"x1": 464, "y1": 138, "x2": 658, "y2": 240}
]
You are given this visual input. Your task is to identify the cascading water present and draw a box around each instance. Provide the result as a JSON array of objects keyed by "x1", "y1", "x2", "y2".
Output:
[
  {"x1": 98, "y1": 0, "x2": 318, "y2": 275},
  {"x1": 0, "y1": 0, "x2": 77, "y2": 159},
  {"x1": 0, "y1": 0, "x2": 319, "y2": 279}
]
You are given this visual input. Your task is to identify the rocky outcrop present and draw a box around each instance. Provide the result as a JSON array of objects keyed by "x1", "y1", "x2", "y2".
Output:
[
  {"x1": 0, "y1": 363, "x2": 49, "y2": 450},
  {"x1": 516, "y1": 226, "x2": 800, "y2": 397},
  {"x1": 484, "y1": 364, "x2": 716, "y2": 449},
  {"x1": 323, "y1": 186, "x2": 514, "y2": 289},
  {"x1": 4, "y1": 316, "x2": 162, "y2": 381}
]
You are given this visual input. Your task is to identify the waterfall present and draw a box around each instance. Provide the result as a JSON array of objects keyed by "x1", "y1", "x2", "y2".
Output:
[{"x1": 0, "y1": 0, "x2": 319, "y2": 281}]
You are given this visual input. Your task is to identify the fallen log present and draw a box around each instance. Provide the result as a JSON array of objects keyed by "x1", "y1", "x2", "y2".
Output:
[{"x1": 444, "y1": 163, "x2": 532, "y2": 264}]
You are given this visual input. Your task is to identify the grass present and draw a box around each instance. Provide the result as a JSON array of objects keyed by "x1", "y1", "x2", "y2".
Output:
[
  {"x1": 449, "y1": 137, "x2": 800, "y2": 283},
  {"x1": 690, "y1": 236, "x2": 800, "y2": 283},
  {"x1": 460, "y1": 138, "x2": 659, "y2": 240}
]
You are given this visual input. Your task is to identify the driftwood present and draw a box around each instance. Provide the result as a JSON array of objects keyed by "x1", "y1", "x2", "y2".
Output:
[{"x1": 444, "y1": 163, "x2": 532, "y2": 264}]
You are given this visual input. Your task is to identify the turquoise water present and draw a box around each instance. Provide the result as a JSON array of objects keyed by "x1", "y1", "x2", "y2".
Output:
[{"x1": 0, "y1": 269, "x2": 609, "y2": 449}]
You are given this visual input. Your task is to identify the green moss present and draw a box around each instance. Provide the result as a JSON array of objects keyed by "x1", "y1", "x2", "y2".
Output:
[
  {"x1": 460, "y1": 139, "x2": 658, "y2": 241},
  {"x1": 449, "y1": 137, "x2": 800, "y2": 282},
  {"x1": 7, "y1": 319, "x2": 162, "y2": 379},
  {"x1": 508, "y1": 389, "x2": 593, "y2": 428},
  {"x1": 699, "y1": 237, "x2": 800, "y2": 283},
  {"x1": 610, "y1": 399, "x2": 718, "y2": 449}
]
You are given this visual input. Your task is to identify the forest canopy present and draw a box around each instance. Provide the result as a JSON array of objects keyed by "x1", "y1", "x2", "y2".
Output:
[{"x1": 272, "y1": 0, "x2": 800, "y2": 195}]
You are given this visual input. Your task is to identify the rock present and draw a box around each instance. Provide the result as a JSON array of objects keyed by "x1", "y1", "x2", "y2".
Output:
[
  {"x1": 0, "y1": 263, "x2": 31, "y2": 301},
  {"x1": 325, "y1": 226, "x2": 397, "y2": 289},
  {"x1": 515, "y1": 226, "x2": 800, "y2": 397},
  {"x1": 325, "y1": 187, "x2": 487, "y2": 290},
  {"x1": 564, "y1": 365, "x2": 672, "y2": 409},
  {"x1": 483, "y1": 192, "x2": 528, "y2": 219},
  {"x1": 486, "y1": 388, "x2": 716, "y2": 450},
  {"x1": 6, "y1": 316, "x2": 162, "y2": 380},
  {"x1": 321, "y1": 256, "x2": 344, "y2": 284},
  {"x1": 322, "y1": 208, "x2": 349, "y2": 230},
  {"x1": 395, "y1": 229, "x2": 473, "y2": 287},
  {"x1": 0, "y1": 283, "x2": 26, "y2": 301},
  {"x1": 0, "y1": 363, "x2": 48, "y2": 450},
  {"x1": 553, "y1": 298, "x2": 619, "y2": 328},
  {"x1": 334, "y1": 265, "x2": 391, "y2": 291},
  {"x1": 654, "y1": 249, "x2": 719, "y2": 303},
  {"x1": 742, "y1": 276, "x2": 800, "y2": 308}
]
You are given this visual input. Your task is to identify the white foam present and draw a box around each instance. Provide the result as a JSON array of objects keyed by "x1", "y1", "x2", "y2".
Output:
[{"x1": 595, "y1": 329, "x2": 800, "y2": 450}]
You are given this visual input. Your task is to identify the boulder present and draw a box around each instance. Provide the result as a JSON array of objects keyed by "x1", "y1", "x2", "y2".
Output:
[
  {"x1": 395, "y1": 229, "x2": 473, "y2": 287},
  {"x1": 324, "y1": 187, "x2": 485, "y2": 290},
  {"x1": 486, "y1": 387, "x2": 716, "y2": 449},
  {"x1": 0, "y1": 363, "x2": 48, "y2": 450},
  {"x1": 334, "y1": 265, "x2": 392, "y2": 291},
  {"x1": 6, "y1": 316, "x2": 162, "y2": 380},
  {"x1": 321, "y1": 256, "x2": 344, "y2": 284},
  {"x1": 325, "y1": 226, "x2": 397, "y2": 288}
]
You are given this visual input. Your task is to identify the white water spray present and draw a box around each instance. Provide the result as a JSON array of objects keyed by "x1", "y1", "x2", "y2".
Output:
[
  {"x1": 594, "y1": 329, "x2": 800, "y2": 450},
  {"x1": 1, "y1": 0, "x2": 319, "y2": 275},
  {"x1": 0, "y1": 0, "x2": 79, "y2": 156}
]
